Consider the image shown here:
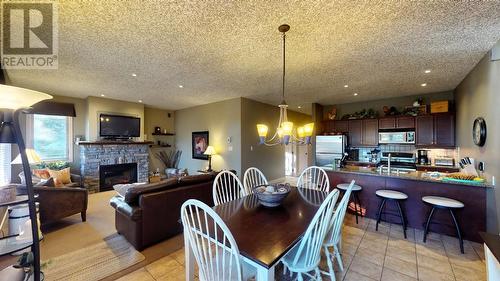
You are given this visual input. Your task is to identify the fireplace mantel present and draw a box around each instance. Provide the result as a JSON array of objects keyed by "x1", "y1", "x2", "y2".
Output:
[{"x1": 78, "y1": 141, "x2": 153, "y2": 146}]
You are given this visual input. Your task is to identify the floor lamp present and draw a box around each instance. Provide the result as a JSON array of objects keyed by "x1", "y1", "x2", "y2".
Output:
[{"x1": 0, "y1": 84, "x2": 52, "y2": 281}]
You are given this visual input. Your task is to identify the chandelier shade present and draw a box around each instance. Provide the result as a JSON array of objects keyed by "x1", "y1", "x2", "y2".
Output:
[{"x1": 256, "y1": 24, "x2": 314, "y2": 146}]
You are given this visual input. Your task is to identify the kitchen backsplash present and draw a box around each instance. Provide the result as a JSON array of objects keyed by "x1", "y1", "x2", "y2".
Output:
[{"x1": 355, "y1": 145, "x2": 458, "y2": 165}]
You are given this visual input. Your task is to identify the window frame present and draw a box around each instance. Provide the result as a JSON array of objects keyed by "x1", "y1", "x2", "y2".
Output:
[{"x1": 26, "y1": 114, "x2": 74, "y2": 162}]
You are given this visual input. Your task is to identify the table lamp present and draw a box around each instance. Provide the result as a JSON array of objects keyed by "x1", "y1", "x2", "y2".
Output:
[
  {"x1": 11, "y1": 149, "x2": 42, "y2": 185},
  {"x1": 0, "y1": 84, "x2": 52, "y2": 281},
  {"x1": 203, "y1": 146, "x2": 216, "y2": 172}
]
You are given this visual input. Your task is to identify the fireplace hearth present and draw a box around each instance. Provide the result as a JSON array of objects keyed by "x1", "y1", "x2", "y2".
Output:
[{"x1": 99, "y1": 163, "x2": 138, "y2": 192}]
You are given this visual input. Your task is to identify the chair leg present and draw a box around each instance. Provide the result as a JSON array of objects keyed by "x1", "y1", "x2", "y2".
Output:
[
  {"x1": 355, "y1": 192, "x2": 362, "y2": 217},
  {"x1": 352, "y1": 193, "x2": 359, "y2": 224},
  {"x1": 395, "y1": 201, "x2": 407, "y2": 239},
  {"x1": 324, "y1": 246, "x2": 335, "y2": 280},
  {"x1": 81, "y1": 211, "x2": 86, "y2": 222},
  {"x1": 334, "y1": 244, "x2": 344, "y2": 272},
  {"x1": 449, "y1": 209, "x2": 464, "y2": 254},
  {"x1": 376, "y1": 199, "x2": 386, "y2": 231},
  {"x1": 423, "y1": 207, "x2": 435, "y2": 243},
  {"x1": 297, "y1": 272, "x2": 304, "y2": 281},
  {"x1": 283, "y1": 263, "x2": 287, "y2": 275},
  {"x1": 315, "y1": 267, "x2": 322, "y2": 281}
]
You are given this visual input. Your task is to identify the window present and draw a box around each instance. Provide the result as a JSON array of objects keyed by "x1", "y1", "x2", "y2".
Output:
[
  {"x1": 0, "y1": 144, "x2": 11, "y2": 186},
  {"x1": 27, "y1": 114, "x2": 73, "y2": 162}
]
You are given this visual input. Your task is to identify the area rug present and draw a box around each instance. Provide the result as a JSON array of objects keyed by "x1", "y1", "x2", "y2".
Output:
[{"x1": 42, "y1": 234, "x2": 145, "y2": 281}]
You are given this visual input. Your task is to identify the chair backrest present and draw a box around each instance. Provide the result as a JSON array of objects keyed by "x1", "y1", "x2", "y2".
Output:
[
  {"x1": 213, "y1": 170, "x2": 246, "y2": 206},
  {"x1": 243, "y1": 167, "x2": 268, "y2": 194},
  {"x1": 325, "y1": 180, "x2": 356, "y2": 246},
  {"x1": 181, "y1": 199, "x2": 243, "y2": 281},
  {"x1": 289, "y1": 189, "x2": 340, "y2": 267},
  {"x1": 296, "y1": 166, "x2": 330, "y2": 192}
]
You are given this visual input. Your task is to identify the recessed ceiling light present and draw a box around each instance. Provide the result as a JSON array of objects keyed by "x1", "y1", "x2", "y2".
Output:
[
  {"x1": 353, "y1": 93, "x2": 358, "y2": 96},
  {"x1": 298, "y1": 106, "x2": 302, "y2": 109},
  {"x1": 178, "y1": 85, "x2": 184, "y2": 88},
  {"x1": 424, "y1": 70, "x2": 431, "y2": 74},
  {"x1": 131, "y1": 73, "x2": 137, "y2": 77},
  {"x1": 421, "y1": 83, "x2": 427, "y2": 87},
  {"x1": 138, "y1": 99, "x2": 143, "y2": 103},
  {"x1": 344, "y1": 84, "x2": 349, "y2": 88},
  {"x1": 100, "y1": 94, "x2": 105, "y2": 97}
]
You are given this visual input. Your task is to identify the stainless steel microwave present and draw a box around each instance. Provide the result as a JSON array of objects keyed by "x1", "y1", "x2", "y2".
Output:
[{"x1": 379, "y1": 131, "x2": 415, "y2": 144}]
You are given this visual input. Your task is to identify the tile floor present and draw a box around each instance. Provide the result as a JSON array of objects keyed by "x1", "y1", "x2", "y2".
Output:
[{"x1": 118, "y1": 214, "x2": 486, "y2": 281}]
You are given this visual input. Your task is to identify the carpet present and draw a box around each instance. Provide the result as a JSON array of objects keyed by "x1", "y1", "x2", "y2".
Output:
[{"x1": 42, "y1": 234, "x2": 144, "y2": 281}]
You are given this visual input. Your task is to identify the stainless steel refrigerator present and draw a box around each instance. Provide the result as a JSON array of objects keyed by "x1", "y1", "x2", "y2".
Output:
[{"x1": 315, "y1": 135, "x2": 347, "y2": 169}]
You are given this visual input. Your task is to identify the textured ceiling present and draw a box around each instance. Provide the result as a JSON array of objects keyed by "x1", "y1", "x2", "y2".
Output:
[{"x1": 4, "y1": 0, "x2": 500, "y2": 114}]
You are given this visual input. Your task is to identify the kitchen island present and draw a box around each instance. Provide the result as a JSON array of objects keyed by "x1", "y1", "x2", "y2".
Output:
[{"x1": 327, "y1": 166, "x2": 491, "y2": 242}]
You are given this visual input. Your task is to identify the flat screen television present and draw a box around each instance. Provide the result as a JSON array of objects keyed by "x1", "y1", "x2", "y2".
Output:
[{"x1": 99, "y1": 114, "x2": 140, "y2": 139}]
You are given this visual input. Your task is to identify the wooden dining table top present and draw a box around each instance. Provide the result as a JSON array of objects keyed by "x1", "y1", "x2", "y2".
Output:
[{"x1": 212, "y1": 187, "x2": 328, "y2": 268}]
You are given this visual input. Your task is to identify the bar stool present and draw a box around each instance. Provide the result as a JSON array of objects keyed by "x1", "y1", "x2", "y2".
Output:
[
  {"x1": 337, "y1": 183, "x2": 363, "y2": 224},
  {"x1": 375, "y1": 189, "x2": 408, "y2": 238},
  {"x1": 422, "y1": 196, "x2": 465, "y2": 254}
]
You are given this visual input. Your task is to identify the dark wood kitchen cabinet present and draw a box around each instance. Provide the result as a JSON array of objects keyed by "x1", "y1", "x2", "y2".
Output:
[
  {"x1": 362, "y1": 119, "x2": 379, "y2": 146},
  {"x1": 321, "y1": 120, "x2": 349, "y2": 134},
  {"x1": 348, "y1": 119, "x2": 378, "y2": 147},
  {"x1": 379, "y1": 116, "x2": 415, "y2": 129},
  {"x1": 348, "y1": 120, "x2": 362, "y2": 147},
  {"x1": 334, "y1": 120, "x2": 349, "y2": 133},
  {"x1": 416, "y1": 114, "x2": 455, "y2": 147}
]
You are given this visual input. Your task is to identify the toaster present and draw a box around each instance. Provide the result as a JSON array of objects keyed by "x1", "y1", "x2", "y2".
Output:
[{"x1": 434, "y1": 157, "x2": 455, "y2": 167}]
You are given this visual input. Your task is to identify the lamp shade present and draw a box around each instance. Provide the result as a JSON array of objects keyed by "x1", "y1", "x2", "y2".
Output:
[
  {"x1": 281, "y1": 121, "x2": 293, "y2": 136},
  {"x1": 0, "y1": 84, "x2": 52, "y2": 110},
  {"x1": 256, "y1": 124, "x2": 268, "y2": 137},
  {"x1": 203, "y1": 146, "x2": 216, "y2": 156},
  {"x1": 11, "y1": 149, "x2": 42, "y2": 164},
  {"x1": 303, "y1": 123, "x2": 314, "y2": 136}
]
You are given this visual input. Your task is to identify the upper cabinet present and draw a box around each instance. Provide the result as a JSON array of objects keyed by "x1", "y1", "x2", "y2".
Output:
[
  {"x1": 321, "y1": 120, "x2": 348, "y2": 134},
  {"x1": 416, "y1": 113, "x2": 455, "y2": 147},
  {"x1": 362, "y1": 119, "x2": 379, "y2": 146},
  {"x1": 379, "y1": 116, "x2": 415, "y2": 129},
  {"x1": 348, "y1": 119, "x2": 378, "y2": 147}
]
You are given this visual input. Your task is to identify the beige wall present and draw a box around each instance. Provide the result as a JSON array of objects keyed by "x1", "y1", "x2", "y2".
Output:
[
  {"x1": 175, "y1": 98, "x2": 242, "y2": 175},
  {"x1": 241, "y1": 98, "x2": 312, "y2": 181},
  {"x1": 144, "y1": 106, "x2": 176, "y2": 173},
  {"x1": 323, "y1": 92, "x2": 454, "y2": 120},
  {"x1": 86, "y1": 96, "x2": 145, "y2": 141},
  {"x1": 455, "y1": 48, "x2": 500, "y2": 233}
]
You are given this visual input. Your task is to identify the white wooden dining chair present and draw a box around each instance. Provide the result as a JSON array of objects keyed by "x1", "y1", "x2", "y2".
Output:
[
  {"x1": 243, "y1": 167, "x2": 268, "y2": 194},
  {"x1": 181, "y1": 199, "x2": 255, "y2": 281},
  {"x1": 296, "y1": 166, "x2": 330, "y2": 192},
  {"x1": 213, "y1": 170, "x2": 246, "y2": 206},
  {"x1": 281, "y1": 189, "x2": 340, "y2": 281},
  {"x1": 322, "y1": 180, "x2": 356, "y2": 280}
]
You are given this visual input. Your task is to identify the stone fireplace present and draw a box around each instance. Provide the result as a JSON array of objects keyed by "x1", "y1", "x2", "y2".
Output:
[{"x1": 79, "y1": 142, "x2": 151, "y2": 193}]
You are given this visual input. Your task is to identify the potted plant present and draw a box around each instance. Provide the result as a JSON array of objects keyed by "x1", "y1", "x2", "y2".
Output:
[{"x1": 155, "y1": 150, "x2": 184, "y2": 178}]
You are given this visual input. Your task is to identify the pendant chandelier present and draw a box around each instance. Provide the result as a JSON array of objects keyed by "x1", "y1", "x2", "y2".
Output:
[{"x1": 256, "y1": 24, "x2": 314, "y2": 146}]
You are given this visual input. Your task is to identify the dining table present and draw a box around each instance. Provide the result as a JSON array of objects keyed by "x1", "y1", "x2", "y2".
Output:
[{"x1": 185, "y1": 186, "x2": 329, "y2": 281}]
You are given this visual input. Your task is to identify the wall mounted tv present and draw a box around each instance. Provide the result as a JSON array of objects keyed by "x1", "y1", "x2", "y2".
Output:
[{"x1": 99, "y1": 114, "x2": 140, "y2": 139}]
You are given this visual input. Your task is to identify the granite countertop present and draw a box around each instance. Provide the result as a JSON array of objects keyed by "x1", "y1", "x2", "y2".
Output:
[{"x1": 325, "y1": 166, "x2": 494, "y2": 188}]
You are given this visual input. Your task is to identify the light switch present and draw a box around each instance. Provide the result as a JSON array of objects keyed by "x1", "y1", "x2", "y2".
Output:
[
  {"x1": 250, "y1": 145, "x2": 253, "y2": 151},
  {"x1": 228, "y1": 146, "x2": 233, "y2": 152}
]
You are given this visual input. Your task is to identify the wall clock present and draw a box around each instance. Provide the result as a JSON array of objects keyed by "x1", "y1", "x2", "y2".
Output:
[{"x1": 472, "y1": 117, "x2": 486, "y2": 146}]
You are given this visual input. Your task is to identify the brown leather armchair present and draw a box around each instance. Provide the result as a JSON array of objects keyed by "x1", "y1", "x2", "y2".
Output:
[{"x1": 18, "y1": 174, "x2": 88, "y2": 227}]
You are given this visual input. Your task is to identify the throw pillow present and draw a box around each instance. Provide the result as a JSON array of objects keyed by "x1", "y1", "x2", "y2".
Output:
[
  {"x1": 34, "y1": 177, "x2": 56, "y2": 187},
  {"x1": 33, "y1": 169, "x2": 50, "y2": 180},
  {"x1": 48, "y1": 167, "x2": 72, "y2": 185}
]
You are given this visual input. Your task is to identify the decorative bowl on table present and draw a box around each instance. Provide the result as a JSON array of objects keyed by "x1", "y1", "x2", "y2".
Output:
[{"x1": 253, "y1": 184, "x2": 291, "y2": 207}]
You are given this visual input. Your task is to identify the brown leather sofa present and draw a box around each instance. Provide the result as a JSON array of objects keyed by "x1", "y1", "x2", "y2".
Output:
[{"x1": 110, "y1": 173, "x2": 216, "y2": 250}]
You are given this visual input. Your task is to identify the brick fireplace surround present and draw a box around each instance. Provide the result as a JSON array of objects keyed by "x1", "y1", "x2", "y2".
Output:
[{"x1": 79, "y1": 141, "x2": 151, "y2": 193}]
